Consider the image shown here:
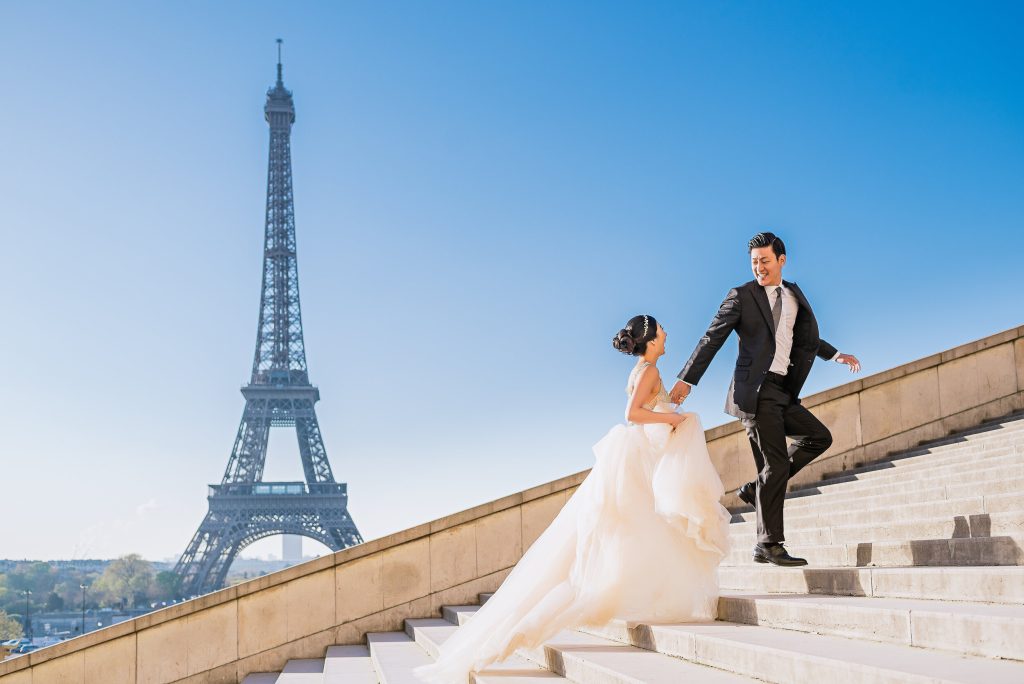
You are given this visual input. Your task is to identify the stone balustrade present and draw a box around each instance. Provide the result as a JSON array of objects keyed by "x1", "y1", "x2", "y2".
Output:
[{"x1": 2, "y1": 324, "x2": 1021, "y2": 684}]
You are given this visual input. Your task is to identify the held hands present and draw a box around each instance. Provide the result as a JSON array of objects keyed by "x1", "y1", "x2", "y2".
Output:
[
  {"x1": 669, "y1": 381, "x2": 691, "y2": 404},
  {"x1": 836, "y1": 353, "x2": 862, "y2": 373}
]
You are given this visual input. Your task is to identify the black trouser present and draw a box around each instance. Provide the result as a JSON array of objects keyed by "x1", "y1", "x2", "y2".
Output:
[{"x1": 741, "y1": 373, "x2": 833, "y2": 545}]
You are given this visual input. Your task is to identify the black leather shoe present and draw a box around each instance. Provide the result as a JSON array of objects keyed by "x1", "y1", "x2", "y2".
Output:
[
  {"x1": 737, "y1": 482, "x2": 756, "y2": 507},
  {"x1": 753, "y1": 543, "x2": 808, "y2": 567}
]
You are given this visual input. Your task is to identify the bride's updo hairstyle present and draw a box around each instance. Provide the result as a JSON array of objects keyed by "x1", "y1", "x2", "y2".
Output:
[{"x1": 612, "y1": 314, "x2": 658, "y2": 356}]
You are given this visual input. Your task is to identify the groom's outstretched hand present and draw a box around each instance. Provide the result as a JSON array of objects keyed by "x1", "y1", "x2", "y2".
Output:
[
  {"x1": 836, "y1": 353, "x2": 862, "y2": 373},
  {"x1": 670, "y1": 381, "x2": 691, "y2": 404}
]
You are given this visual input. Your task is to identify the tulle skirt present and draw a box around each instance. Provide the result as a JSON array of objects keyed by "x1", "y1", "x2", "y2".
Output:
[{"x1": 414, "y1": 410, "x2": 731, "y2": 683}]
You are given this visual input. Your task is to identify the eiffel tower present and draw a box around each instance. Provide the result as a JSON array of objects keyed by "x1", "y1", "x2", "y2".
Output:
[{"x1": 174, "y1": 41, "x2": 362, "y2": 597}]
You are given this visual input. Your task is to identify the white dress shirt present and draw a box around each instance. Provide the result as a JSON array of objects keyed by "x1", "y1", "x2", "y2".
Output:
[{"x1": 765, "y1": 283, "x2": 797, "y2": 375}]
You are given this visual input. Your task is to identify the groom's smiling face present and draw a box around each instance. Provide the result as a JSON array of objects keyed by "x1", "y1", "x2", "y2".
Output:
[{"x1": 750, "y1": 246, "x2": 785, "y2": 286}]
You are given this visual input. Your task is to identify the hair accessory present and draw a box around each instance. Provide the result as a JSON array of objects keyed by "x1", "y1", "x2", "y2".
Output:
[{"x1": 642, "y1": 315, "x2": 649, "y2": 339}]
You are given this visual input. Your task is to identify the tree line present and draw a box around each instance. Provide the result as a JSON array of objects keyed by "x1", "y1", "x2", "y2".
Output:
[{"x1": 0, "y1": 555, "x2": 181, "y2": 640}]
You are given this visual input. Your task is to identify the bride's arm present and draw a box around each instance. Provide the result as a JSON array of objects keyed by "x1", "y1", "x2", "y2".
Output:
[{"x1": 627, "y1": 366, "x2": 684, "y2": 426}]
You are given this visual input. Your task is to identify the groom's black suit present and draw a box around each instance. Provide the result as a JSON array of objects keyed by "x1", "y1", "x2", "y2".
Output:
[{"x1": 678, "y1": 279, "x2": 837, "y2": 544}]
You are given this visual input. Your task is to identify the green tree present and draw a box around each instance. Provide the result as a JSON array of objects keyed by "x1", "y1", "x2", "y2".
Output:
[
  {"x1": 45, "y1": 591, "x2": 64, "y2": 611},
  {"x1": 150, "y1": 572, "x2": 181, "y2": 603},
  {"x1": 25, "y1": 562, "x2": 57, "y2": 594},
  {"x1": 1, "y1": 562, "x2": 55, "y2": 616},
  {"x1": 54, "y1": 581, "x2": 81, "y2": 612},
  {"x1": 92, "y1": 555, "x2": 154, "y2": 609},
  {"x1": 0, "y1": 610, "x2": 23, "y2": 640},
  {"x1": 53, "y1": 576, "x2": 99, "y2": 613}
]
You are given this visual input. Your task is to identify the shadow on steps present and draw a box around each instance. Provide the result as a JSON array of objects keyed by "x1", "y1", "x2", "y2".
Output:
[{"x1": 853, "y1": 515, "x2": 1024, "y2": 567}]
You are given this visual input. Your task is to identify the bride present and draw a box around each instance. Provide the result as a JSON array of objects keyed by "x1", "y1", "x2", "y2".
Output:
[{"x1": 414, "y1": 315, "x2": 731, "y2": 683}]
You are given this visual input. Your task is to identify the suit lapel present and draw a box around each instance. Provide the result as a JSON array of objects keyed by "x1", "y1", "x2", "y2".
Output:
[
  {"x1": 786, "y1": 280, "x2": 813, "y2": 314},
  {"x1": 750, "y1": 281, "x2": 776, "y2": 334}
]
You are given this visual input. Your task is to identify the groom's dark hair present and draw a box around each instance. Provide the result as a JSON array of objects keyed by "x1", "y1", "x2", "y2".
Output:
[{"x1": 748, "y1": 232, "x2": 786, "y2": 258}]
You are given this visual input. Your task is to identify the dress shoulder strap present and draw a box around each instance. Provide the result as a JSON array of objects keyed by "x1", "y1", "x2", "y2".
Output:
[{"x1": 627, "y1": 360, "x2": 653, "y2": 396}]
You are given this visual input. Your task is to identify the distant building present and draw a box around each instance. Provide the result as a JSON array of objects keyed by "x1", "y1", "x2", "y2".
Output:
[
  {"x1": 0, "y1": 559, "x2": 109, "y2": 573},
  {"x1": 282, "y1": 535, "x2": 302, "y2": 562}
]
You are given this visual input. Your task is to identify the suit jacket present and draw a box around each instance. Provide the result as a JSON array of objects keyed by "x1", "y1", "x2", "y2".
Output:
[{"x1": 678, "y1": 280, "x2": 837, "y2": 420}]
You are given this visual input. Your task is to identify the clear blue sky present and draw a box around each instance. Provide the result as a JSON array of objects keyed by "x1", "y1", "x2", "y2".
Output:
[{"x1": 2, "y1": 2, "x2": 1021, "y2": 562}]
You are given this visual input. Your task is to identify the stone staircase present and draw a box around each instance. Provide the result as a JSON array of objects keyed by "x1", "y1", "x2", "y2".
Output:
[{"x1": 242, "y1": 412, "x2": 1024, "y2": 683}]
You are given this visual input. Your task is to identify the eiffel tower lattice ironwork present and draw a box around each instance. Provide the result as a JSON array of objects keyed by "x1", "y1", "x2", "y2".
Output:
[{"x1": 174, "y1": 41, "x2": 362, "y2": 597}]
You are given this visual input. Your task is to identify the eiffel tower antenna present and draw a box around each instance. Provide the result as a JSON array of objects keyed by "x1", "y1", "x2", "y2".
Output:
[
  {"x1": 174, "y1": 43, "x2": 362, "y2": 597},
  {"x1": 276, "y1": 38, "x2": 283, "y2": 85}
]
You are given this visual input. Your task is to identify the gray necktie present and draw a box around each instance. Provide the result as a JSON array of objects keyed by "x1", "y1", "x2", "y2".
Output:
[{"x1": 772, "y1": 287, "x2": 783, "y2": 333}]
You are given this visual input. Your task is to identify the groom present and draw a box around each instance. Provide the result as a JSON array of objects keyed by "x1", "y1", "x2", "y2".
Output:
[{"x1": 669, "y1": 232, "x2": 861, "y2": 567}]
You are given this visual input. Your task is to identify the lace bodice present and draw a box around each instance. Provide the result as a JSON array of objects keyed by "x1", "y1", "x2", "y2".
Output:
[{"x1": 627, "y1": 360, "x2": 671, "y2": 411}]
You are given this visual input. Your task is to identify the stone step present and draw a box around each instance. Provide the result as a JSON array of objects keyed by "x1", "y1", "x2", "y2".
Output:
[
  {"x1": 324, "y1": 645, "x2": 376, "y2": 683},
  {"x1": 745, "y1": 445, "x2": 1022, "y2": 516},
  {"x1": 473, "y1": 670, "x2": 565, "y2": 683},
  {"x1": 889, "y1": 414, "x2": 1024, "y2": 447},
  {"x1": 784, "y1": 444, "x2": 1022, "y2": 495},
  {"x1": 730, "y1": 510, "x2": 1024, "y2": 546},
  {"x1": 862, "y1": 414, "x2": 1024, "y2": 456},
  {"x1": 276, "y1": 659, "x2": 324, "y2": 683},
  {"x1": 813, "y1": 438, "x2": 1019, "y2": 479},
  {"x1": 876, "y1": 426, "x2": 1024, "y2": 457},
  {"x1": 411, "y1": 606, "x2": 756, "y2": 682},
  {"x1": 404, "y1": 618, "x2": 457, "y2": 659},
  {"x1": 775, "y1": 458, "x2": 1024, "y2": 510},
  {"x1": 518, "y1": 629, "x2": 759, "y2": 683},
  {"x1": 722, "y1": 534, "x2": 1024, "y2": 567},
  {"x1": 733, "y1": 490, "x2": 1022, "y2": 528},
  {"x1": 809, "y1": 424, "x2": 1024, "y2": 481},
  {"x1": 737, "y1": 481, "x2": 1024, "y2": 524},
  {"x1": 445, "y1": 602, "x2": 575, "y2": 681},
  {"x1": 943, "y1": 473, "x2": 1024, "y2": 500},
  {"x1": 717, "y1": 593, "x2": 1024, "y2": 661},
  {"x1": 718, "y1": 565, "x2": 1024, "y2": 603},
  {"x1": 242, "y1": 675, "x2": 280, "y2": 684},
  {"x1": 741, "y1": 472, "x2": 1024, "y2": 520},
  {"x1": 367, "y1": 632, "x2": 431, "y2": 684},
  {"x1": 804, "y1": 436, "x2": 1023, "y2": 491},
  {"x1": 847, "y1": 414, "x2": 1024, "y2": 460},
  {"x1": 588, "y1": 618, "x2": 1024, "y2": 683},
  {"x1": 404, "y1": 616, "x2": 565, "y2": 681},
  {"x1": 768, "y1": 470, "x2": 1024, "y2": 525},
  {"x1": 441, "y1": 604, "x2": 477, "y2": 626}
]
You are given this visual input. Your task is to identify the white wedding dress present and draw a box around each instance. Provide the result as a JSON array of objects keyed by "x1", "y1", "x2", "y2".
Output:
[{"x1": 414, "y1": 360, "x2": 731, "y2": 683}]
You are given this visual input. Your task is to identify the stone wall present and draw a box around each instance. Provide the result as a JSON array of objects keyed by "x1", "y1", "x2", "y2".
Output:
[
  {"x1": 0, "y1": 477, "x2": 586, "y2": 684},
  {"x1": 2, "y1": 324, "x2": 1021, "y2": 684}
]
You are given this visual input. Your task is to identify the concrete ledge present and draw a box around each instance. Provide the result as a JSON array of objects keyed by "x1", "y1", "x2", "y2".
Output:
[{"x1": 3, "y1": 324, "x2": 1021, "y2": 683}]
